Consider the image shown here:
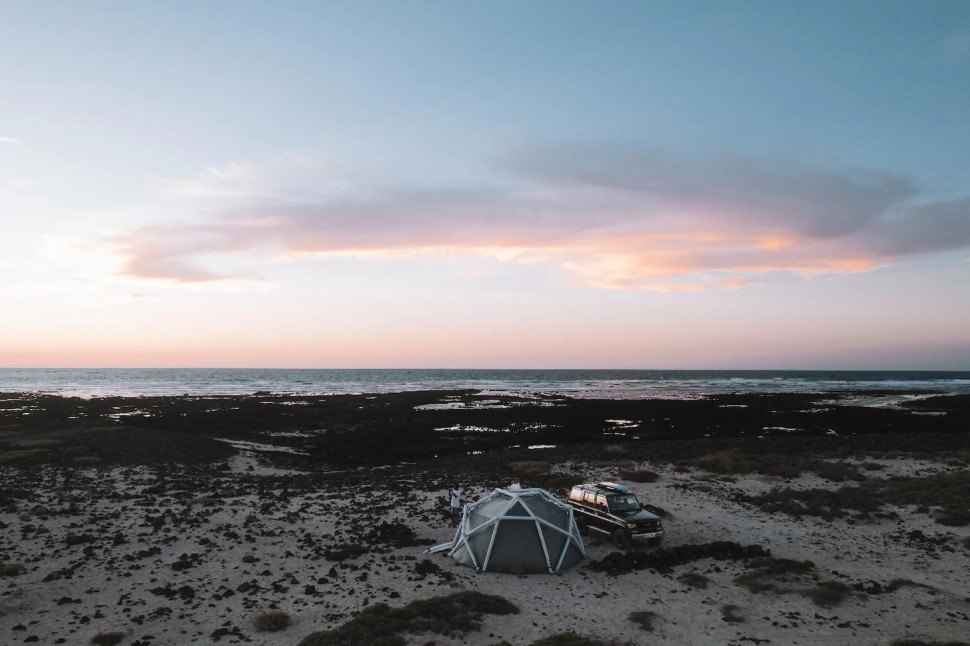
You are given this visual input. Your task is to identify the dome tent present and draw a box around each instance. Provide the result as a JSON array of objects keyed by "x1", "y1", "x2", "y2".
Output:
[{"x1": 448, "y1": 487, "x2": 586, "y2": 574}]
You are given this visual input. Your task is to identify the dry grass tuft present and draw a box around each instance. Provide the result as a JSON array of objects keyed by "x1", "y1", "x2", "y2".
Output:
[
  {"x1": 745, "y1": 470, "x2": 970, "y2": 525},
  {"x1": 628, "y1": 610, "x2": 659, "y2": 631},
  {"x1": 0, "y1": 448, "x2": 49, "y2": 462},
  {"x1": 543, "y1": 473, "x2": 586, "y2": 489},
  {"x1": 296, "y1": 591, "x2": 518, "y2": 646},
  {"x1": 526, "y1": 633, "x2": 617, "y2": 646},
  {"x1": 90, "y1": 632, "x2": 126, "y2": 646},
  {"x1": 721, "y1": 605, "x2": 745, "y2": 623},
  {"x1": 734, "y1": 557, "x2": 815, "y2": 593},
  {"x1": 618, "y1": 469, "x2": 660, "y2": 483},
  {"x1": 253, "y1": 610, "x2": 291, "y2": 632},
  {"x1": 687, "y1": 450, "x2": 865, "y2": 482},
  {"x1": 677, "y1": 572, "x2": 710, "y2": 589},
  {"x1": 187, "y1": 496, "x2": 221, "y2": 507},
  {"x1": 323, "y1": 543, "x2": 368, "y2": 561},
  {"x1": 508, "y1": 461, "x2": 551, "y2": 475},
  {"x1": 0, "y1": 562, "x2": 26, "y2": 576},
  {"x1": 11, "y1": 438, "x2": 64, "y2": 449},
  {"x1": 802, "y1": 581, "x2": 852, "y2": 607}
]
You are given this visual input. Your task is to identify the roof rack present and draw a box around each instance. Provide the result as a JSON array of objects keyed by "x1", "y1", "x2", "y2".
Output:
[{"x1": 595, "y1": 482, "x2": 630, "y2": 493}]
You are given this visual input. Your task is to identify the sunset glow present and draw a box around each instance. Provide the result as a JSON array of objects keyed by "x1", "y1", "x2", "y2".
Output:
[{"x1": 2, "y1": 1, "x2": 969, "y2": 369}]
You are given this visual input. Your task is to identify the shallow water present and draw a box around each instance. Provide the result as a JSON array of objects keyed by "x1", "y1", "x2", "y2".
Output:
[{"x1": 1, "y1": 367, "x2": 969, "y2": 400}]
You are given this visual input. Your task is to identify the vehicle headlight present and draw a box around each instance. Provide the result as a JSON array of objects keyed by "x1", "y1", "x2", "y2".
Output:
[{"x1": 627, "y1": 522, "x2": 636, "y2": 529}]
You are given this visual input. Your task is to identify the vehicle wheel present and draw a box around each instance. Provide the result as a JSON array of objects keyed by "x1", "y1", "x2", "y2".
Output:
[
  {"x1": 575, "y1": 519, "x2": 589, "y2": 536},
  {"x1": 612, "y1": 529, "x2": 631, "y2": 549}
]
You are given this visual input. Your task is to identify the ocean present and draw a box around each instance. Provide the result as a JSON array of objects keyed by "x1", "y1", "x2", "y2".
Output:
[{"x1": 1, "y1": 368, "x2": 969, "y2": 401}]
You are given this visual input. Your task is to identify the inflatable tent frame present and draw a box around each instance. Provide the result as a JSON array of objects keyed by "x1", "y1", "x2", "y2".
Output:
[{"x1": 443, "y1": 486, "x2": 586, "y2": 574}]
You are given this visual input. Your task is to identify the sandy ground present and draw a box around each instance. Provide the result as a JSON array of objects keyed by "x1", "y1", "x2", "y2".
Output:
[{"x1": 2, "y1": 449, "x2": 969, "y2": 646}]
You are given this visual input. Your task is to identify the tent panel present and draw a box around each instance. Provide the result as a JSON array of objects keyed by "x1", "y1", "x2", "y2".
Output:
[
  {"x1": 505, "y1": 501, "x2": 530, "y2": 517},
  {"x1": 539, "y1": 523, "x2": 568, "y2": 561},
  {"x1": 449, "y1": 487, "x2": 586, "y2": 574},
  {"x1": 474, "y1": 496, "x2": 512, "y2": 518},
  {"x1": 484, "y1": 519, "x2": 550, "y2": 573}
]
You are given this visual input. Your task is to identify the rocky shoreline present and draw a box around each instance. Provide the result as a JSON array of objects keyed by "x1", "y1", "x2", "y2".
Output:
[{"x1": 2, "y1": 390, "x2": 969, "y2": 645}]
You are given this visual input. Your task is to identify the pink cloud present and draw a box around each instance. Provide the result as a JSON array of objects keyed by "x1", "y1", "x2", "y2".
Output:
[{"x1": 112, "y1": 148, "x2": 970, "y2": 290}]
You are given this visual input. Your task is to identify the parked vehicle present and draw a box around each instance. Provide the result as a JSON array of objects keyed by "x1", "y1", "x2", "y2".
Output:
[{"x1": 566, "y1": 482, "x2": 664, "y2": 548}]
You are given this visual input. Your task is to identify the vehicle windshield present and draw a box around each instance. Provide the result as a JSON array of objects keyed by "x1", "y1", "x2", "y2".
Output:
[{"x1": 608, "y1": 494, "x2": 640, "y2": 512}]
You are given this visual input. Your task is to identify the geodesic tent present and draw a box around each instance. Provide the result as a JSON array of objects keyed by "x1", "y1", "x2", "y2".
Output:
[{"x1": 448, "y1": 487, "x2": 585, "y2": 574}]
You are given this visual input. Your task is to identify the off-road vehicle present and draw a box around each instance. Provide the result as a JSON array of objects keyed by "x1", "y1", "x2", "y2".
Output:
[{"x1": 566, "y1": 482, "x2": 664, "y2": 548}]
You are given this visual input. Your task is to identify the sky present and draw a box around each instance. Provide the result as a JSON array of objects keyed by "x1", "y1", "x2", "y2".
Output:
[{"x1": 2, "y1": 0, "x2": 970, "y2": 370}]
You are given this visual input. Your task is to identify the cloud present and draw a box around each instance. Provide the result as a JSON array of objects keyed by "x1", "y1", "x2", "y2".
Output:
[
  {"x1": 0, "y1": 137, "x2": 20, "y2": 144},
  {"x1": 111, "y1": 147, "x2": 970, "y2": 290}
]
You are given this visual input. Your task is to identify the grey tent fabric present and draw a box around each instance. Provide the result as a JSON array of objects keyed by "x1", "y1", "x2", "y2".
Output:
[{"x1": 449, "y1": 487, "x2": 585, "y2": 574}]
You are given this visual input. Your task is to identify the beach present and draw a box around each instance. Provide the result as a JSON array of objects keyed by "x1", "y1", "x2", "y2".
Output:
[{"x1": 1, "y1": 389, "x2": 969, "y2": 645}]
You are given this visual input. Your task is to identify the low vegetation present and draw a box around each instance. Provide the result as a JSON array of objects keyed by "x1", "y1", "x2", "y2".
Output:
[
  {"x1": 0, "y1": 562, "x2": 26, "y2": 576},
  {"x1": 734, "y1": 557, "x2": 854, "y2": 607},
  {"x1": 323, "y1": 543, "x2": 368, "y2": 561},
  {"x1": 721, "y1": 605, "x2": 745, "y2": 624},
  {"x1": 617, "y1": 469, "x2": 659, "y2": 483},
  {"x1": 734, "y1": 557, "x2": 815, "y2": 593},
  {"x1": 187, "y1": 496, "x2": 221, "y2": 507},
  {"x1": 677, "y1": 572, "x2": 710, "y2": 589},
  {"x1": 628, "y1": 610, "x2": 659, "y2": 631},
  {"x1": 523, "y1": 634, "x2": 619, "y2": 646},
  {"x1": 802, "y1": 581, "x2": 853, "y2": 608},
  {"x1": 508, "y1": 460, "x2": 551, "y2": 475},
  {"x1": 685, "y1": 450, "x2": 865, "y2": 482},
  {"x1": 296, "y1": 591, "x2": 519, "y2": 646},
  {"x1": 543, "y1": 473, "x2": 586, "y2": 489},
  {"x1": 744, "y1": 471, "x2": 970, "y2": 525},
  {"x1": 90, "y1": 632, "x2": 126, "y2": 646},
  {"x1": 0, "y1": 448, "x2": 50, "y2": 463},
  {"x1": 253, "y1": 609, "x2": 291, "y2": 632}
]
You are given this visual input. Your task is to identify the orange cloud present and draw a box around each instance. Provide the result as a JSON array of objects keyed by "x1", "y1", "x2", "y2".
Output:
[{"x1": 108, "y1": 149, "x2": 970, "y2": 291}]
